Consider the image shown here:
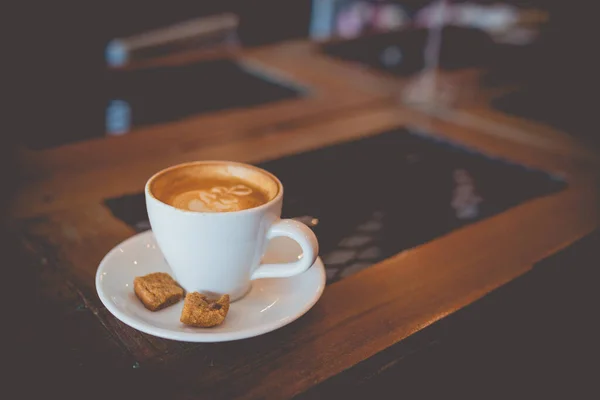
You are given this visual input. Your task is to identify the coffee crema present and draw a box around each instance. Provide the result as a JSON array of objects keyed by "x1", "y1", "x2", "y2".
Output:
[{"x1": 149, "y1": 162, "x2": 279, "y2": 213}]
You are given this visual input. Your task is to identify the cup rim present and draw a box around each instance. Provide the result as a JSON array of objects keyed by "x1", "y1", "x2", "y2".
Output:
[{"x1": 145, "y1": 160, "x2": 284, "y2": 215}]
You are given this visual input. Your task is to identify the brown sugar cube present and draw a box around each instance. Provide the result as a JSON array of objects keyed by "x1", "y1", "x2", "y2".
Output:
[
  {"x1": 134, "y1": 272, "x2": 184, "y2": 311},
  {"x1": 180, "y1": 292, "x2": 230, "y2": 327}
]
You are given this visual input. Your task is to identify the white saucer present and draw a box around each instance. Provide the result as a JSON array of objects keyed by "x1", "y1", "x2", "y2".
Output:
[{"x1": 95, "y1": 230, "x2": 325, "y2": 342}]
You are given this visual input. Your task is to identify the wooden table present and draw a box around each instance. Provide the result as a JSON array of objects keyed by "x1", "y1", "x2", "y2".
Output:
[{"x1": 9, "y1": 40, "x2": 599, "y2": 399}]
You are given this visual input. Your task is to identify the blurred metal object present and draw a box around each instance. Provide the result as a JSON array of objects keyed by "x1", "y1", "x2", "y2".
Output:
[
  {"x1": 106, "y1": 13, "x2": 240, "y2": 67},
  {"x1": 401, "y1": 0, "x2": 456, "y2": 111}
]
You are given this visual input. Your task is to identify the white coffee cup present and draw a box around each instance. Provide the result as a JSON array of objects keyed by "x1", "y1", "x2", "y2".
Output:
[{"x1": 145, "y1": 161, "x2": 319, "y2": 301}]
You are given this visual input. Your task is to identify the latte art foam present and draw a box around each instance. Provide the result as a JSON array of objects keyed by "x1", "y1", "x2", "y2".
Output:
[
  {"x1": 150, "y1": 162, "x2": 278, "y2": 213},
  {"x1": 175, "y1": 185, "x2": 256, "y2": 212}
]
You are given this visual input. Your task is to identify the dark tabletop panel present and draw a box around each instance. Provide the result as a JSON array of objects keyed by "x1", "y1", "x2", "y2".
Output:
[
  {"x1": 105, "y1": 126, "x2": 566, "y2": 283},
  {"x1": 24, "y1": 59, "x2": 304, "y2": 150}
]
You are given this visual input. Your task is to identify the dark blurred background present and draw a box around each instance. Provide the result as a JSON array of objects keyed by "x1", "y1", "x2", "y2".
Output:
[
  {"x1": 11, "y1": 0, "x2": 597, "y2": 149},
  {"x1": 4, "y1": 1, "x2": 598, "y2": 397}
]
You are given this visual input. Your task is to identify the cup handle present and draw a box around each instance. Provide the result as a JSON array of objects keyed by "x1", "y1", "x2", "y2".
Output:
[{"x1": 251, "y1": 219, "x2": 319, "y2": 280}]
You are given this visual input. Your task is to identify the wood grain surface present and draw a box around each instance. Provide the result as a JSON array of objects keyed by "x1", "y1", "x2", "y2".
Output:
[{"x1": 9, "y1": 39, "x2": 600, "y2": 399}]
